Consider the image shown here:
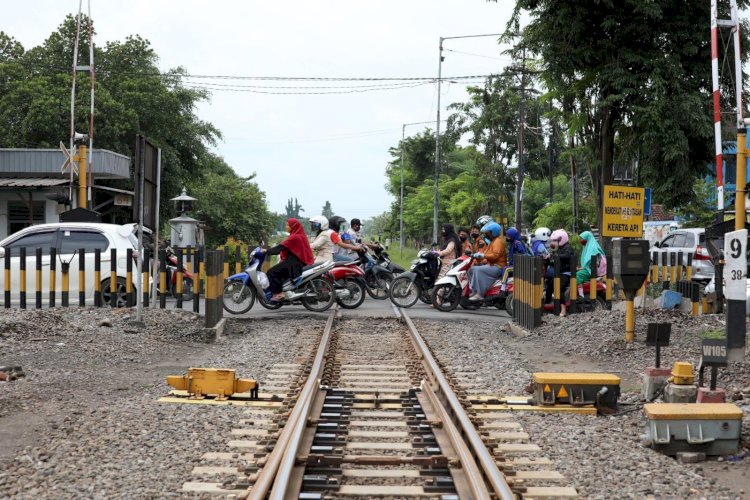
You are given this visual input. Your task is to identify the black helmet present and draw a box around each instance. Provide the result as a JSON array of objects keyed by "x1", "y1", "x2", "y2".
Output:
[{"x1": 328, "y1": 215, "x2": 346, "y2": 232}]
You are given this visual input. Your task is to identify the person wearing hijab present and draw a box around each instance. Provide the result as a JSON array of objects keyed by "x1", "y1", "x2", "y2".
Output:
[
  {"x1": 437, "y1": 223, "x2": 462, "y2": 278},
  {"x1": 264, "y1": 218, "x2": 314, "y2": 301},
  {"x1": 505, "y1": 227, "x2": 528, "y2": 267},
  {"x1": 576, "y1": 230, "x2": 606, "y2": 287},
  {"x1": 548, "y1": 229, "x2": 574, "y2": 316}
]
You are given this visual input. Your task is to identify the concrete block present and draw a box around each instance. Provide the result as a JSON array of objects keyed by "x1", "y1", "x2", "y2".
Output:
[
  {"x1": 642, "y1": 368, "x2": 672, "y2": 401},
  {"x1": 676, "y1": 452, "x2": 706, "y2": 464},
  {"x1": 678, "y1": 298, "x2": 693, "y2": 314},
  {"x1": 663, "y1": 383, "x2": 698, "y2": 403},
  {"x1": 697, "y1": 387, "x2": 726, "y2": 403}
]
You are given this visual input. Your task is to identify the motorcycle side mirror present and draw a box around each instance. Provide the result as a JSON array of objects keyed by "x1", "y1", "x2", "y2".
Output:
[{"x1": 431, "y1": 242, "x2": 438, "y2": 248}]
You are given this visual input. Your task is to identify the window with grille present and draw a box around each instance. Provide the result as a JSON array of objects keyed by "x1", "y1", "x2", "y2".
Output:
[{"x1": 8, "y1": 201, "x2": 46, "y2": 236}]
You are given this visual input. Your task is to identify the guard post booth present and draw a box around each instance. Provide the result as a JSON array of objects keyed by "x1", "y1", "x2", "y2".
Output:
[
  {"x1": 613, "y1": 239, "x2": 650, "y2": 342},
  {"x1": 169, "y1": 188, "x2": 202, "y2": 269}
]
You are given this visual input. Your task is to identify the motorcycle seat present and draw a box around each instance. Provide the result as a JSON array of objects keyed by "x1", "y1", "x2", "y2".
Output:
[{"x1": 333, "y1": 260, "x2": 361, "y2": 267}]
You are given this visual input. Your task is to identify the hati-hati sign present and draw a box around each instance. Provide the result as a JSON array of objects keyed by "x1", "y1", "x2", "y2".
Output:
[{"x1": 602, "y1": 185, "x2": 645, "y2": 238}]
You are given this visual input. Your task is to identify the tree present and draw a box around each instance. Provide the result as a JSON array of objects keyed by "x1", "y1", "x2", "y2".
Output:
[
  {"x1": 675, "y1": 178, "x2": 721, "y2": 228},
  {"x1": 322, "y1": 201, "x2": 333, "y2": 219},
  {"x1": 505, "y1": 0, "x2": 750, "y2": 230},
  {"x1": 190, "y1": 172, "x2": 273, "y2": 248},
  {"x1": 284, "y1": 198, "x2": 304, "y2": 218}
]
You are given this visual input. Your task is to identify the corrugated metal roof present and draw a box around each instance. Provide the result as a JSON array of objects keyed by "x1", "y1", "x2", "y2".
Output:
[
  {"x1": 0, "y1": 148, "x2": 130, "y2": 179},
  {"x1": 0, "y1": 178, "x2": 69, "y2": 188}
]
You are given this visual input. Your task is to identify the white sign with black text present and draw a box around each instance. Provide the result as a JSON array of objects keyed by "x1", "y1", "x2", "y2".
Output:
[{"x1": 723, "y1": 229, "x2": 748, "y2": 301}]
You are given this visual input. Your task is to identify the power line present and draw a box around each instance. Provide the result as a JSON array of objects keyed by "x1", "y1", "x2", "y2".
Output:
[
  {"x1": 179, "y1": 81, "x2": 432, "y2": 95},
  {"x1": 443, "y1": 48, "x2": 511, "y2": 62}
]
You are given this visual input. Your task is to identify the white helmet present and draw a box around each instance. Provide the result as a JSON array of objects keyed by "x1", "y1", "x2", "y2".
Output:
[
  {"x1": 534, "y1": 227, "x2": 551, "y2": 242},
  {"x1": 476, "y1": 215, "x2": 495, "y2": 227},
  {"x1": 309, "y1": 215, "x2": 329, "y2": 232}
]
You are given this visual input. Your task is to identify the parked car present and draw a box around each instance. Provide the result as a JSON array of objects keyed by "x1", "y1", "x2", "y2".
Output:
[
  {"x1": 0, "y1": 223, "x2": 152, "y2": 307},
  {"x1": 651, "y1": 228, "x2": 713, "y2": 282}
]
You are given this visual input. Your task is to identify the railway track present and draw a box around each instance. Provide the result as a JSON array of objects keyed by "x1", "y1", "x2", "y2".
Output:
[{"x1": 184, "y1": 308, "x2": 578, "y2": 499}]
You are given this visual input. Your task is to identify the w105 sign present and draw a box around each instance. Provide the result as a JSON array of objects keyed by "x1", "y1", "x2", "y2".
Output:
[
  {"x1": 723, "y1": 229, "x2": 747, "y2": 301},
  {"x1": 701, "y1": 339, "x2": 728, "y2": 366}
]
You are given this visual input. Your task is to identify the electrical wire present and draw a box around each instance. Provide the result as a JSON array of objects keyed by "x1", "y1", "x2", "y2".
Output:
[
  {"x1": 178, "y1": 81, "x2": 432, "y2": 95},
  {"x1": 443, "y1": 48, "x2": 511, "y2": 62}
]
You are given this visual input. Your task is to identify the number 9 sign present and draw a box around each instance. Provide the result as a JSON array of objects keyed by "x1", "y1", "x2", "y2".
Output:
[{"x1": 724, "y1": 229, "x2": 748, "y2": 301}]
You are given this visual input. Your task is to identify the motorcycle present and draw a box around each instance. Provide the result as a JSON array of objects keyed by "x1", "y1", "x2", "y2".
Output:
[
  {"x1": 431, "y1": 254, "x2": 513, "y2": 312},
  {"x1": 389, "y1": 250, "x2": 441, "y2": 308},
  {"x1": 328, "y1": 261, "x2": 367, "y2": 309},
  {"x1": 222, "y1": 246, "x2": 336, "y2": 314},
  {"x1": 357, "y1": 247, "x2": 395, "y2": 300},
  {"x1": 159, "y1": 245, "x2": 194, "y2": 301},
  {"x1": 371, "y1": 243, "x2": 405, "y2": 275}
]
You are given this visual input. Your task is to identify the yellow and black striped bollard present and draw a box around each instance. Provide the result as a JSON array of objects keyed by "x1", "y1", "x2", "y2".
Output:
[
  {"x1": 686, "y1": 253, "x2": 693, "y2": 281},
  {"x1": 159, "y1": 249, "x2": 167, "y2": 309},
  {"x1": 110, "y1": 248, "x2": 118, "y2": 308},
  {"x1": 553, "y1": 255, "x2": 561, "y2": 315},
  {"x1": 605, "y1": 252, "x2": 613, "y2": 309},
  {"x1": 61, "y1": 256, "x2": 70, "y2": 308},
  {"x1": 223, "y1": 245, "x2": 230, "y2": 281},
  {"x1": 650, "y1": 251, "x2": 659, "y2": 284},
  {"x1": 94, "y1": 249, "x2": 102, "y2": 307},
  {"x1": 589, "y1": 255, "x2": 597, "y2": 300},
  {"x1": 19, "y1": 247, "x2": 27, "y2": 309},
  {"x1": 126, "y1": 248, "x2": 133, "y2": 307},
  {"x1": 569, "y1": 251, "x2": 577, "y2": 313},
  {"x1": 661, "y1": 252, "x2": 669, "y2": 291},
  {"x1": 176, "y1": 247, "x2": 184, "y2": 309},
  {"x1": 35, "y1": 248, "x2": 42, "y2": 309},
  {"x1": 79, "y1": 248, "x2": 86, "y2": 307},
  {"x1": 669, "y1": 252, "x2": 677, "y2": 284},
  {"x1": 193, "y1": 247, "x2": 201, "y2": 314},
  {"x1": 49, "y1": 248, "x2": 57, "y2": 307},
  {"x1": 205, "y1": 250, "x2": 224, "y2": 329},
  {"x1": 143, "y1": 249, "x2": 150, "y2": 307},
  {"x1": 4, "y1": 248, "x2": 10, "y2": 308},
  {"x1": 235, "y1": 246, "x2": 242, "y2": 275}
]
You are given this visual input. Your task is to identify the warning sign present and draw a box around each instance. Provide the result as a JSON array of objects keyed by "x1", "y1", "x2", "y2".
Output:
[{"x1": 602, "y1": 185, "x2": 645, "y2": 238}]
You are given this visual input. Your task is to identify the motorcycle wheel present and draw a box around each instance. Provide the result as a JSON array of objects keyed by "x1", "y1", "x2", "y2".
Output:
[
  {"x1": 418, "y1": 287, "x2": 432, "y2": 305},
  {"x1": 505, "y1": 292, "x2": 514, "y2": 316},
  {"x1": 365, "y1": 273, "x2": 393, "y2": 300},
  {"x1": 301, "y1": 278, "x2": 336, "y2": 312},
  {"x1": 172, "y1": 277, "x2": 194, "y2": 302},
  {"x1": 431, "y1": 284, "x2": 461, "y2": 312},
  {"x1": 336, "y1": 278, "x2": 366, "y2": 309},
  {"x1": 222, "y1": 280, "x2": 255, "y2": 314},
  {"x1": 389, "y1": 276, "x2": 419, "y2": 308},
  {"x1": 460, "y1": 299, "x2": 481, "y2": 310}
]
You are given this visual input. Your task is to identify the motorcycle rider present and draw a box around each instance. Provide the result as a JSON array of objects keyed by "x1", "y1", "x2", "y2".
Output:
[
  {"x1": 505, "y1": 227, "x2": 528, "y2": 267},
  {"x1": 264, "y1": 218, "x2": 314, "y2": 302},
  {"x1": 458, "y1": 227, "x2": 472, "y2": 254},
  {"x1": 328, "y1": 215, "x2": 363, "y2": 262},
  {"x1": 469, "y1": 224, "x2": 485, "y2": 252},
  {"x1": 468, "y1": 221, "x2": 507, "y2": 301},
  {"x1": 548, "y1": 228, "x2": 574, "y2": 316},
  {"x1": 309, "y1": 215, "x2": 338, "y2": 263},
  {"x1": 576, "y1": 230, "x2": 607, "y2": 288},
  {"x1": 437, "y1": 223, "x2": 462, "y2": 278},
  {"x1": 531, "y1": 227, "x2": 551, "y2": 259}
]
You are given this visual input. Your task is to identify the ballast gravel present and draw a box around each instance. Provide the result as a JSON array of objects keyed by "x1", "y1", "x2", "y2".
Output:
[
  {"x1": 415, "y1": 315, "x2": 748, "y2": 499},
  {"x1": 0, "y1": 308, "x2": 323, "y2": 499}
]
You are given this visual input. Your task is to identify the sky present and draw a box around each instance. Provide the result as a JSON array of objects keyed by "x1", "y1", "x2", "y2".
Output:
[{"x1": 6, "y1": 0, "x2": 518, "y2": 221}]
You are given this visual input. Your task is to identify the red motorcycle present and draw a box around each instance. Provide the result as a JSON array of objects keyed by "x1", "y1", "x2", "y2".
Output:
[
  {"x1": 327, "y1": 261, "x2": 367, "y2": 309},
  {"x1": 431, "y1": 255, "x2": 513, "y2": 312},
  {"x1": 160, "y1": 246, "x2": 195, "y2": 301}
]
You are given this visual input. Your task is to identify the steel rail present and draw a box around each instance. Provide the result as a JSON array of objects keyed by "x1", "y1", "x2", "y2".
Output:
[
  {"x1": 246, "y1": 308, "x2": 337, "y2": 500},
  {"x1": 399, "y1": 309, "x2": 516, "y2": 500},
  {"x1": 421, "y1": 380, "x2": 491, "y2": 500}
]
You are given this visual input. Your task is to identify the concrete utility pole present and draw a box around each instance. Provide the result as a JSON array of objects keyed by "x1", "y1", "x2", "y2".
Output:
[
  {"x1": 433, "y1": 33, "x2": 502, "y2": 244},
  {"x1": 548, "y1": 103, "x2": 556, "y2": 204},
  {"x1": 514, "y1": 47, "x2": 527, "y2": 231}
]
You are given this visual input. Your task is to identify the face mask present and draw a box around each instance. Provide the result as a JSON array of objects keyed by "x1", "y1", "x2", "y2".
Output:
[
  {"x1": 471, "y1": 232, "x2": 479, "y2": 239},
  {"x1": 580, "y1": 239, "x2": 587, "y2": 246},
  {"x1": 459, "y1": 235, "x2": 467, "y2": 242},
  {"x1": 441, "y1": 231, "x2": 447, "y2": 237}
]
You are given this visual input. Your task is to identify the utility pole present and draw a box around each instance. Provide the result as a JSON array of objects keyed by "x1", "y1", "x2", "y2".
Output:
[
  {"x1": 433, "y1": 33, "x2": 502, "y2": 243},
  {"x1": 548, "y1": 103, "x2": 555, "y2": 203},
  {"x1": 514, "y1": 47, "x2": 527, "y2": 231}
]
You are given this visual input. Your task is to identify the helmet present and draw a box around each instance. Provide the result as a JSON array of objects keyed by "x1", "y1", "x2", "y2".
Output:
[
  {"x1": 328, "y1": 215, "x2": 346, "y2": 232},
  {"x1": 534, "y1": 227, "x2": 551, "y2": 242},
  {"x1": 550, "y1": 229, "x2": 569, "y2": 247},
  {"x1": 480, "y1": 222, "x2": 501, "y2": 238},
  {"x1": 476, "y1": 215, "x2": 495, "y2": 227},
  {"x1": 506, "y1": 227, "x2": 520, "y2": 241},
  {"x1": 310, "y1": 215, "x2": 329, "y2": 232}
]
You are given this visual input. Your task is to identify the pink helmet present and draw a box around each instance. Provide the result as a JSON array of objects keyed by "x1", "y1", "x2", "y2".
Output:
[{"x1": 550, "y1": 229, "x2": 569, "y2": 247}]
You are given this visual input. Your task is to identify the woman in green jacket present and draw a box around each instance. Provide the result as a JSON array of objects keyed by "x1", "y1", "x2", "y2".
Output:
[{"x1": 576, "y1": 231, "x2": 605, "y2": 284}]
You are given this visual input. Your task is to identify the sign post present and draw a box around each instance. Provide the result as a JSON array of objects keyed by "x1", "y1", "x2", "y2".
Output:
[
  {"x1": 698, "y1": 338, "x2": 728, "y2": 403},
  {"x1": 724, "y1": 229, "x2": 747, "y2": 361},
  {"x1": 602, "y1": 185, "x2": 646, "y2": 238}
]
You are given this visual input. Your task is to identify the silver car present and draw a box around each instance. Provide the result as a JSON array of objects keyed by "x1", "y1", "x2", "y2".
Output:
[{"x1": 651, "y1": 228, "x2": 713, "y2": 282}]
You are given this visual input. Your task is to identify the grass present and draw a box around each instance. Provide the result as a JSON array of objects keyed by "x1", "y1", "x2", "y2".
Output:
[
  {"x1": 701, "y1": 328, "x2": 726, "y2": 340},
  {"x1": 385, "y1": 242, "x2": 419, "y2": 271}
]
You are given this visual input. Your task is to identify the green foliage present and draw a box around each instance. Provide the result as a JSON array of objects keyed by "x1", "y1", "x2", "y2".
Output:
[
  {"x1": 675, "y1": 178, "x2": 719, "y2": 228},
  {"x1": 189, "y1": 172, "x2": 273, "y2": 248},
  {"x1": 321, "y1": 200, "x2": 333, "y2": 219},
  {"x1": 523, "y1": 175, "x2": 572, "y2": 224},
  {"x1": 700, "y1": 329, "x2": 726, "y2": 340},
  {"x1": 284, "y1": 198, "x2": 304, "y2": 218},
  {"x1": 219, "y1": 236, "x2": 249, "y2": 266},
  {"x1": 0, "y1": 16, "x2": 274, "y2": 246},
  {"x1": 533, "y1": 193, "x2": 596, "y2": 233}
]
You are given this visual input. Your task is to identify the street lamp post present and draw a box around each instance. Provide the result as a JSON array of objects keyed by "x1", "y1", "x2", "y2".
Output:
[{"x1": 433, "y1": 33, "x2": 502, "y2": 244}]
